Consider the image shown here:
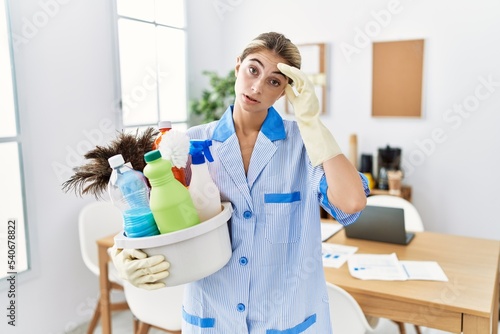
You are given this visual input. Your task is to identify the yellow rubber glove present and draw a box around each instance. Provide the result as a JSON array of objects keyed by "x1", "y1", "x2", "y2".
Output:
[
  {"x1": 278, "y1": 63, "x2": 342, "y2": 166},
  {"x1": 108, "y1": 245, "x2": 170, "y2": 290}
]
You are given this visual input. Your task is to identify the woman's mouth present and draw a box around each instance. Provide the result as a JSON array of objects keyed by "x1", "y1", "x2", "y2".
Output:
[{"x1": 243, "y1": 94, "x2": 259, "y2": 104}]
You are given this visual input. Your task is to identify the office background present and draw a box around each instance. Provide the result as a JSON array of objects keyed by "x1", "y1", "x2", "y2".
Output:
[{"x1": 1, "y1": 0, "x2": 499, "y2": 333}]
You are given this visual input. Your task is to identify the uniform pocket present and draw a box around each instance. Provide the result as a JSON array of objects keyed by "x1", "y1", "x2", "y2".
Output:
[
  {"x1": 266, "y1": 313, "x2": 316, "y2": 333},
  {"x1": 264, "y1": 192, "x2": 301, "y2": 244},
  {"x1": 182, "y1": 306, "x2": 215, "y2": 328}
]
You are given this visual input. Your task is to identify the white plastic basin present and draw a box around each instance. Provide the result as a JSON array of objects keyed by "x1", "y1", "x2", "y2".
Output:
[{"x1": 114, "y1": 202, "x2": 233, "y2": 287}]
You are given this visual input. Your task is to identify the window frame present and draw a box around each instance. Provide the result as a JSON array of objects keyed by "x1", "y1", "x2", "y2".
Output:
[
  {"x1": 0, "y1": 0, "x2": 31, "y2": 281},
  {"x1": 111, "y1": 0, "x2": 189, "y2": 131}
]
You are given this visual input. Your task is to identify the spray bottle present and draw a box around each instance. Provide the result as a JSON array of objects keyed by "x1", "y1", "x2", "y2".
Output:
[{"x1": 188, "y1": 140, "x2": 222, "y2": 222}]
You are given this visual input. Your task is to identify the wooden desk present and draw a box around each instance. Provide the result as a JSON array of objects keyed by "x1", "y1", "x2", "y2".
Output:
[
  {"x1": 97, "y1": 234, "x2": 117, "y2": 334},
  {"x1": 324, "y1": 229, "x2": 500, "y2": 333}
]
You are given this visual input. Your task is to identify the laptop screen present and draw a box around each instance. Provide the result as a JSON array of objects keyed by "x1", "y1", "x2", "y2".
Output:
[{"x1": 344, "y1": 205, "x2": 414, "y2": 245}]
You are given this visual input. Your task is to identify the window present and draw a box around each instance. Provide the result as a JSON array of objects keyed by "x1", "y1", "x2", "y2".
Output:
[
  {"x1": 114, "y1": 0, "x2": 188, "y2": 131},
  {"x1": 0, "y1": 0, "x2": 29, "y2": 279}
]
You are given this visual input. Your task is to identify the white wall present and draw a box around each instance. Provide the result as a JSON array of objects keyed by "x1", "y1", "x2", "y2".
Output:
[
  {"x1": 1, "y1": 0, "x2": 498, "y2": 333},
  {"x1": 199, "y1": 0, "x2": 500, "y2": 239},
  {"x1": 1, "y1": 0, "x2": 120, "y2": 333},
  {"x1": 186, "y1": 0, "x2": 225, "y2": 103}
]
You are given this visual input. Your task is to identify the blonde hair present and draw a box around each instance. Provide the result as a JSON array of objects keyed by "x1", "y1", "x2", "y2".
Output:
[{"x1": 240, "y1": 32, "x2": 301, "y2": 83}]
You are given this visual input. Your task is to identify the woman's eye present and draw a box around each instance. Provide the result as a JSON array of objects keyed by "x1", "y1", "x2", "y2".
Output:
[
  {"x1": 270, "y1": 79, "x2": 281, "y2": 87},
  {"x1": 249, "y1": 67, "x2": 257, "y2": 75}
]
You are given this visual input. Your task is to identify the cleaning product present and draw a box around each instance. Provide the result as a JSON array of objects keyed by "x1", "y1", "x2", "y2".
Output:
[
  {"x1": 143, "y1": 150, "x2": 200, "y2": 233},
  {"x1": 154, "y1": 121, "x2": 187, "y2": 186},
  {"x1": 107, "y1": 154, "x2": 159, "y2": 238},
  {"x1": 152, "y1": 120, "x2": 172, "y2": 150},
  {"x1": 188, "y1": 140, "x2": 222, "y2": 222}
]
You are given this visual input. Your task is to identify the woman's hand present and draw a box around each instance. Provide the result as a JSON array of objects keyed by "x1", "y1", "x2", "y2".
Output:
[
  {"x1": 109, "y1": 246, "x2": 170, "y2": 290},
  {"x1": 277, "y1": 63, "x2": 342, "y2": 166}
]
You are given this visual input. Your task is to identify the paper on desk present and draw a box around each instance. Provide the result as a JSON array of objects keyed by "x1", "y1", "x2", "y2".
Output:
[
  {"x1": 348, "y1": 253, "x2": 408, "y2": 280},
  {"x1": 348, "y1": 253, "x2": 448, "y2": 281},
  {"x1": 400, "y1": 261, "x2": 448, "y2": 281},
  {"x1": 321, "y1": 243, "x2": 358, "y2": 268},
  {"x1": 320, "y1": 221, "x2": 343, "y2": 241}
]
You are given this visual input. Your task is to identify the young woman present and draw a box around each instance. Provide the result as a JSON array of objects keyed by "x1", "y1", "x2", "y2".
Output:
[{"x1": 111, "y1": 32, "x2": 369, "y2": 333}]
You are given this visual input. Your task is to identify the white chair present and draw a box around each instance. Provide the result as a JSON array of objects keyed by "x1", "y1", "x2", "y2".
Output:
[
  {"x1": 365, "y1": 195, "x2": 424, "y2": 334},
  {"x1": 78, "y1": 201, "x2": 128, "y2": 333},
  {"x1": 366, "y1": 195, "x2": 424, "y2": 232},
  {"x1": 123, "y1": 281, "x2": 185, "y2": 334},
  {"x1": 326, "y1": 282, "x2": 378, "y2": 334}
]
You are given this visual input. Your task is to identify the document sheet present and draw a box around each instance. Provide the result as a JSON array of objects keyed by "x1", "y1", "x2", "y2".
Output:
[
  {"x1": 320, "y1": 221, "x2": 343, "y2": 241},
  {"x1": 321, "y1": 243, "x2": 358, "y2": 268},
  {"x1": 347, "y1": 253, "x2": 448, "y2": 281}
]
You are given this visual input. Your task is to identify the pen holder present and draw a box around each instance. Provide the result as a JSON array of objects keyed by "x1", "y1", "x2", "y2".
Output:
[{"x1": 114, "y1": 202, "x2": 233, "y2": 287}]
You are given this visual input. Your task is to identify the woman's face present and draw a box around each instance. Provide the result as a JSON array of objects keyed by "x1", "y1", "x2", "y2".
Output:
[{"x1": 234, "y1": 49, "x2": 289, "y2": 113}]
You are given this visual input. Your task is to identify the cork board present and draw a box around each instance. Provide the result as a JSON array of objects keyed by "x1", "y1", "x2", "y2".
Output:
[{"x1": 372, "y1": 39, "x2": 424, "y2": 117}]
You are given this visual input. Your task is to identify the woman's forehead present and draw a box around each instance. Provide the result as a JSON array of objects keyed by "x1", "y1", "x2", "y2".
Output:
[{"x1": 244, "y1": 50, "x2": 287, "y2": 67}]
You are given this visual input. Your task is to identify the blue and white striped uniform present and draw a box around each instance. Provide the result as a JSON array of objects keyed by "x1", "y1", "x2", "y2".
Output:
[{"x1": 183, "y1": 106, "x2": 369, "y2": 333}]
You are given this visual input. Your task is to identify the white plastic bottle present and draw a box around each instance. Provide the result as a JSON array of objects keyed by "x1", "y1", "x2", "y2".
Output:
[{"x1": 188, "y1": 140, "x2": 222, "y2": 222}]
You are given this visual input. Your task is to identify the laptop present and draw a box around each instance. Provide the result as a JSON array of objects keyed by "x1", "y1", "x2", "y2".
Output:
[{"x1": 344, "y1": 205, "x2": 415, "y2": 245}]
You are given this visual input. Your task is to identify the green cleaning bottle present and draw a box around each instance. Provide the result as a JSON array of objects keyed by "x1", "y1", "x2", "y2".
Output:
[{"x1": 143, "y1": 150, "x2": 200, "y2": 233}]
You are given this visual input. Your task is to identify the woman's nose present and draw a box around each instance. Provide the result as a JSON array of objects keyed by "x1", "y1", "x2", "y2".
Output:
[{"x1": 251, "y1": 78, "x2": 264, "y2": 93}]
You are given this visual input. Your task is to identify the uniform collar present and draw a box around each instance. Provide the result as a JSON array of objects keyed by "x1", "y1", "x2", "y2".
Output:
[{"x1": 212, "y1": 105, "x2": 287, "y2": 142}]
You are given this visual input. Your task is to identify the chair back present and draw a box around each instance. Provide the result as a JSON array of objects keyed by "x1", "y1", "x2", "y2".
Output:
[
  {"x1": 78, "y1": 201, "x2": 123, "y2": 277},
  {"x1": 326, "y1": 282, "x2": 377, "y2": 334},
  {"x1": 366, "y1": 195, "x2": 424, "y2": 232},
  {"x1": 123, "y1": 281, "x2": 184, "y2": 331}
]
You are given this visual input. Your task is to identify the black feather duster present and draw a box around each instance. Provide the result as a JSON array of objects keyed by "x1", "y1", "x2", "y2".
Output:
[{"x1": 62, "y1": 127, "x2": 159, "y2": 199}]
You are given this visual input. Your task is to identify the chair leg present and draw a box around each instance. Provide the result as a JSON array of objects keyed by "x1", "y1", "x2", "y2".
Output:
[
  {"x1": 133, "y1": 316, "x2": 139, "y2": 333},
  {"x1": 414, "y1": 324, "x2": 422, "y2": 334},
  {"x1": 136, "y1": 322, "x2": 151, "y2": 334},
  {"x1": 393, "y1": 320, "x2": 406, "y2": 334},
  {"x1": 86, "y1": 301, "x2": 101, "y2": 334}
]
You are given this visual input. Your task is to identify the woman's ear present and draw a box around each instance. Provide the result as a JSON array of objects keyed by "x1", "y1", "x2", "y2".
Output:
[{"x1": 235, "y1": 56, "x2": 241, "y2": 76}]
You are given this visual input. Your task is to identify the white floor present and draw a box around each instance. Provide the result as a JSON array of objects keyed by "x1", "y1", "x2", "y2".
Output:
[{"x1": 70, "y1": 309, "x2": 494, "y2": 334}]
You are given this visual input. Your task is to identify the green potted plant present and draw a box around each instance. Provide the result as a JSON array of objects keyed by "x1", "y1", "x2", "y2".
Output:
[{"x1": 190, "y1": 70, "x2": 236, "y2": 124}]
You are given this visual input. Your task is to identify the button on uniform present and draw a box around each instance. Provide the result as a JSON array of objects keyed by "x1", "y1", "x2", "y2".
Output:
[
  {"x1": 237, "y1": 303, "x2": 246, "y2": 312},
  {"x1": 239, "y1": 257, "x2": 248, "y2": 266},
  {"x1": 243, "y1": 211, "x2": 252, "y2": 219}
]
